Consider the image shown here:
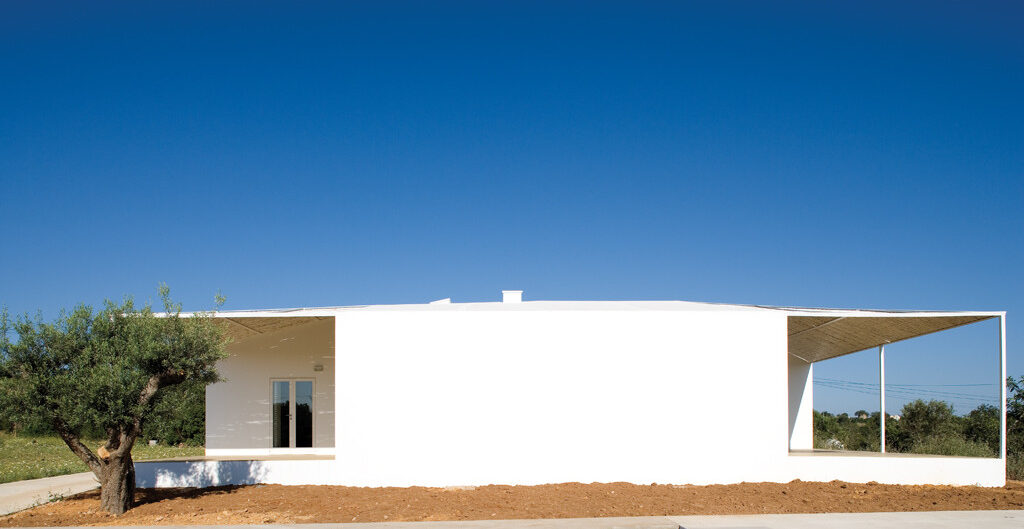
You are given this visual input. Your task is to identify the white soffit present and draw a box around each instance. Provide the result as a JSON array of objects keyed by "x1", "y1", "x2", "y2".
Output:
[{"x1": 787, "y1": 312, "x2": 999, "y2": 363}]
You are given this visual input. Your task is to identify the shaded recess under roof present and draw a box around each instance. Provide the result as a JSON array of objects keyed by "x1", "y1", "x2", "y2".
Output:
[
  {"x1": 218, "y1": 316, "x2": 331, "y2": 341},
  {"x1": 787, "y1": 314, "x2": 996, "y2": 363}
]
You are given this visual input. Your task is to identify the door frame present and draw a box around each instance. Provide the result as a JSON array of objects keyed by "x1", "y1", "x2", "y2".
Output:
[{"x1": 269, "y1": 377, "x2": 315, "y2": 449}]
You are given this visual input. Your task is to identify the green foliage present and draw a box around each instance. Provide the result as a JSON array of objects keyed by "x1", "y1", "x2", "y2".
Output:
[
  {"x1": 812, "y1": 375, "x2": 1024, "y2": 482},
  {"x1": 899, "y1": 399, "x2": 958, "y2": 440},
  {"x1": 910, "y1": 434, "x2": 995, "y2": 457},
  {"x1": 812, "y1": 410, "x2": 839, "y2": 448},
  {"x1": 1008, "y1": 376, "x2": 1024, "y2": 457},
  {"x1": 816, "y1": 399, "x2": 1002, "y2": 460},
  {"x1": 1008, "y1": 453, "x2": 1024, "y2": 481},
  {"x1": 0, "y1": 286, "x2": 226, "y2": 444},
  {"x1": 0, "y1": 286, "x2": 227, "y2": 513},
  {"x1": 813, "y1": 410, "x2": 880, "y2": 451},
  {"x1": 883, "y1": 413, "x2": 904, "y2": 452},
  {"x1": 141, "y1": 379, "x2": 206, "y2": 446},
  {"x1": 963, "y1": 404, "x2": 1000, "y2": 455}
]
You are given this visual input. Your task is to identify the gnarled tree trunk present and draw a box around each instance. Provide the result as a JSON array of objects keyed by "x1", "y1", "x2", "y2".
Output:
[
  {"x1": 99, "y1": 453, "x2": 136, "y2": 515},
  {"x1": 52, "y1": 371, "x2": 183, "y2": 514},
  {"x1": 54, "y1": 422, "x2": 139, "y2": 515}
]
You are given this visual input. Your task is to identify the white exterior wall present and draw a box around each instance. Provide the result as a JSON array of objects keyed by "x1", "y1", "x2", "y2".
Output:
[
  {"x1": 787, "y1": 356, "x2": 813, "y2": 450},
  {"x1": 205, "y1": 318, "x2": 335, "y2": 454},
  {"x1": 144, "y1": 304, "x2": 1004, "y2": 489},
  {"x1": 137, "y1": 453, "x2": 1005, "y2": 488},
  {"x1": 332, "y1": 308, "x2": 789, "y2": 486},
  {"x1": 784, "y1": 454, "x2": 1005, "y2": 486}
]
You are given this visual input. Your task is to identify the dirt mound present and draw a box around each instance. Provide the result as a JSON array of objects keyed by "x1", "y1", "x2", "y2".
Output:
[{"x1": 3, "y1": 480, "x2": 1024, "y2": 526}]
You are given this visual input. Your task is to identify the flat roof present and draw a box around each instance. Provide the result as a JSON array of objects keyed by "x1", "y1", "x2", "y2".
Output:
[{"x1": 190, "y1": 299, "x2": 1002, "y2": 317}]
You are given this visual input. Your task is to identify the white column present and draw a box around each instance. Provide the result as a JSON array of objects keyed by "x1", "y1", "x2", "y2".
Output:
[
  {"x1": 788, "y1": 356, "x2": 814, "y2": 450},
  {"x1": 1000, "y1": 314, "x2": 1007, "y2": 460},
  {"x1": 879, "y1": 344, "x2": 886, "y2": 453}
]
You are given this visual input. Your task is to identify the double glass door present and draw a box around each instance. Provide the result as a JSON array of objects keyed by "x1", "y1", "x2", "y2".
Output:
[{"x1": 271, "y1": 379, "x2": 313, "y2": 448}]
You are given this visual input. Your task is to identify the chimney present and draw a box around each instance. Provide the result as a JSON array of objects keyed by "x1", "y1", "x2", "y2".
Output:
[{"x1": 502, "y1": 290, "x2": 523, "y2": 303}]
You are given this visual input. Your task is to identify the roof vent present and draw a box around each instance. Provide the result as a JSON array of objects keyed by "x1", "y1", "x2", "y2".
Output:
[{"x1": 502, "y1": 290, "x2": 523, "y2": 303}]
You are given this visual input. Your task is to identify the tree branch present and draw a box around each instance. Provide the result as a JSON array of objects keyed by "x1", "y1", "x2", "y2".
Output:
[
  {"x1": 118, "y1": 369, "x2": 187, "y2": 456},
  {"x1": 106, "y1": 427, "x2": 120, "y2": 451},
  {"x1": 137, "y1": 370, "x2": 186, "y2": 409},
  {"x1": 53, "y1": 419, "x2": 103, "y2": 477}
]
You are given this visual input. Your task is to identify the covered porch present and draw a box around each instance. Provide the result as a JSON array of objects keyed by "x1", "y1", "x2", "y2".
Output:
[
  {"x1": 203, "y1": 310, "x2": 337, "y2": 458},
  {"x1": 784, "y1": 307, "x2": 1006, "y2": 486},
  {"x1": 136, "y1": 310, "x2": 340, "y2": 488}
]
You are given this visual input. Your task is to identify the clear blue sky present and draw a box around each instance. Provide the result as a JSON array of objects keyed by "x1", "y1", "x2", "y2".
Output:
[{"x1": 1, "y1": 2, "x2": 1021, "y2": 414}]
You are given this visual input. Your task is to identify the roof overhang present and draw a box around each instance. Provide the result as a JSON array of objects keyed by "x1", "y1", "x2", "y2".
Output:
[
  {"x1": 218, "y1": 315, "x2": 333, "y2": 341},
  {"x1": 166, "y1": 308, "x2": 338, "y2": 342},
  {"x1": 173, "y1": 303, "x2": 1003, "y2": 358},
  {"x1": 785, "y1": 310, "x2": 1002, "y2": 363}
]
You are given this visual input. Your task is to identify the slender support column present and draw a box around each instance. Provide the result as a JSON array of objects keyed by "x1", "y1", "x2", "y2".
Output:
[
  {"x1": 1000, "y1": 314, "x2": 1007, "y2": 460},
  {"x1": 879, "y1": 344, "x2": 886, "y2": 453}
]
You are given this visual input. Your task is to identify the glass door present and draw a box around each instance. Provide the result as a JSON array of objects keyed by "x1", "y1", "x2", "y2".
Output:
[
  {"x1": 271, "y1": 380, "x2": 290, "y2": 448},
  {"x1": 271, "y1": 379, "x2": 314, "y2": 448},
  {"x1": 294, "y1": 380, "x2": 313, "y2": 448}
]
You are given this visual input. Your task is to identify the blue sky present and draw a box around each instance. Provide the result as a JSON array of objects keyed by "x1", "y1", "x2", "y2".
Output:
[{"x1": 1, "y1": 2, "x2": 1021, "y2": 413}]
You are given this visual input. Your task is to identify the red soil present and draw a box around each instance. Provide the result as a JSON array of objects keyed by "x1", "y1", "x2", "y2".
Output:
[{"x1": 3, "y1": 480, "x2": 1023, "y2": 526}]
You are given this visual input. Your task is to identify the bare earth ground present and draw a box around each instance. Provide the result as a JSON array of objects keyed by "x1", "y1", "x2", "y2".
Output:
[{"x1": 3, "y1": 481, "x2": 1024, "y2": 527}]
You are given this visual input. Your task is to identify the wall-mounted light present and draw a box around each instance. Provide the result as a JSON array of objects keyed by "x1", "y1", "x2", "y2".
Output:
[{"x1": 313, "y1": 364, "x2": 324, "y2": 372}]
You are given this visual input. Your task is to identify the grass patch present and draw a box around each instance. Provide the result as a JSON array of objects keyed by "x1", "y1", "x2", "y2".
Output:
[{"x1": 0, "y1": 432, "x2": 203, "y2": 484}]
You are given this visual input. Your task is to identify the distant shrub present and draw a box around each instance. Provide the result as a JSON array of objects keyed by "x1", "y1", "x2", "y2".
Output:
[
  {"x1": 1008, "y1": 454, "x2": 1024, "y2": 481},
  {"x1": 813, "y1": 436, "x2": 845, "y2": 450},
  {"x1": 910, "y1": 435, "x2": 995, "y2": 458},
  {"x1": 963, "y1": 404, "x2": 1000, "y2": 455}
]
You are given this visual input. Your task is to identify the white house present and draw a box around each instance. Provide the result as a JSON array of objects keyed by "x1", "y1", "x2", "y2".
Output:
[{"x1": 135, "y1": 291, "x2": 1007, "y2": 488}]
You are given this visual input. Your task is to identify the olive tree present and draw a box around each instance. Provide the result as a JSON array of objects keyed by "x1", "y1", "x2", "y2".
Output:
[{"x1": 0, "y1": 286, "x2": 227, "y2": 514}]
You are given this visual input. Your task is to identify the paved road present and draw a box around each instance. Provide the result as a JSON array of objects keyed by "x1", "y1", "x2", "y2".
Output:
[
  {"x1": 58, "y1": 510, "x2": 1024, "y2": 529},
  {"x1": 670, "y1": 510, "x2": 1024, "y2": 528},
  {"x1": 0, "y1": 472, "x2": 97, "y2": 515}
]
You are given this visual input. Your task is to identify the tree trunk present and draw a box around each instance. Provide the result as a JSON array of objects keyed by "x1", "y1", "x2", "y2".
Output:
[{"x1": 99, "y1": 454, "x2": 135, "y2": 515}]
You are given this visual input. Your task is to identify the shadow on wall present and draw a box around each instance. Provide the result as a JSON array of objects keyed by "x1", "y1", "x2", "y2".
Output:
[{"x1": 135, "y1": 461, "x2": 271, "y2": 488}]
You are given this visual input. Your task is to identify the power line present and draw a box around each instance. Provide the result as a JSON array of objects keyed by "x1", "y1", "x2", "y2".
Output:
[
  {"x1": 814, "y1": 378, "x2": 997, "y2": 401},
  {"x1": 816, "y1": 380, "x2": 997, "y2": 400},
  {"x1": 817, "y1": 377, "x2": 996, "y2": 388},
  {"x1": 813, "y1": 380, "x2": 999, "y2": 407}
]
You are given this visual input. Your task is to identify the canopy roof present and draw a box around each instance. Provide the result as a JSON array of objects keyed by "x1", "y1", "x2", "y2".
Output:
[
  {"x1": 189, "y1": 301, "x2": 1001, "y2": 357},
  {"x1": 786, "y1": 312, "x2": 997, "y2": 363}
]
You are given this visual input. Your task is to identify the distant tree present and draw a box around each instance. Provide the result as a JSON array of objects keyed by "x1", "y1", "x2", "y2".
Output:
[
  {"x1": 884, "y1": 413, "x2": 905, "y2": 452},
  {"x1": 898, "y1": 400, "x2": 959, "y2": 442},
  {"x1": 1006, "y1": 376, "x2": 1024, "y2": 479},
  {"x1": 844, "y1": 411, "x2": 880, "y2": 452},
  {"x1": 962, "y1": 404, "x2": 1000, "y2": 455},
  {"x1": 1008, "y1": 376, "x2": 1024, "y2": 457},
  {"x1": 0, "y1": 286, "x2": 227, "y2": 514},
  {"x1": 813, "y1": 410, "x2": 839, "y2": 447}
]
